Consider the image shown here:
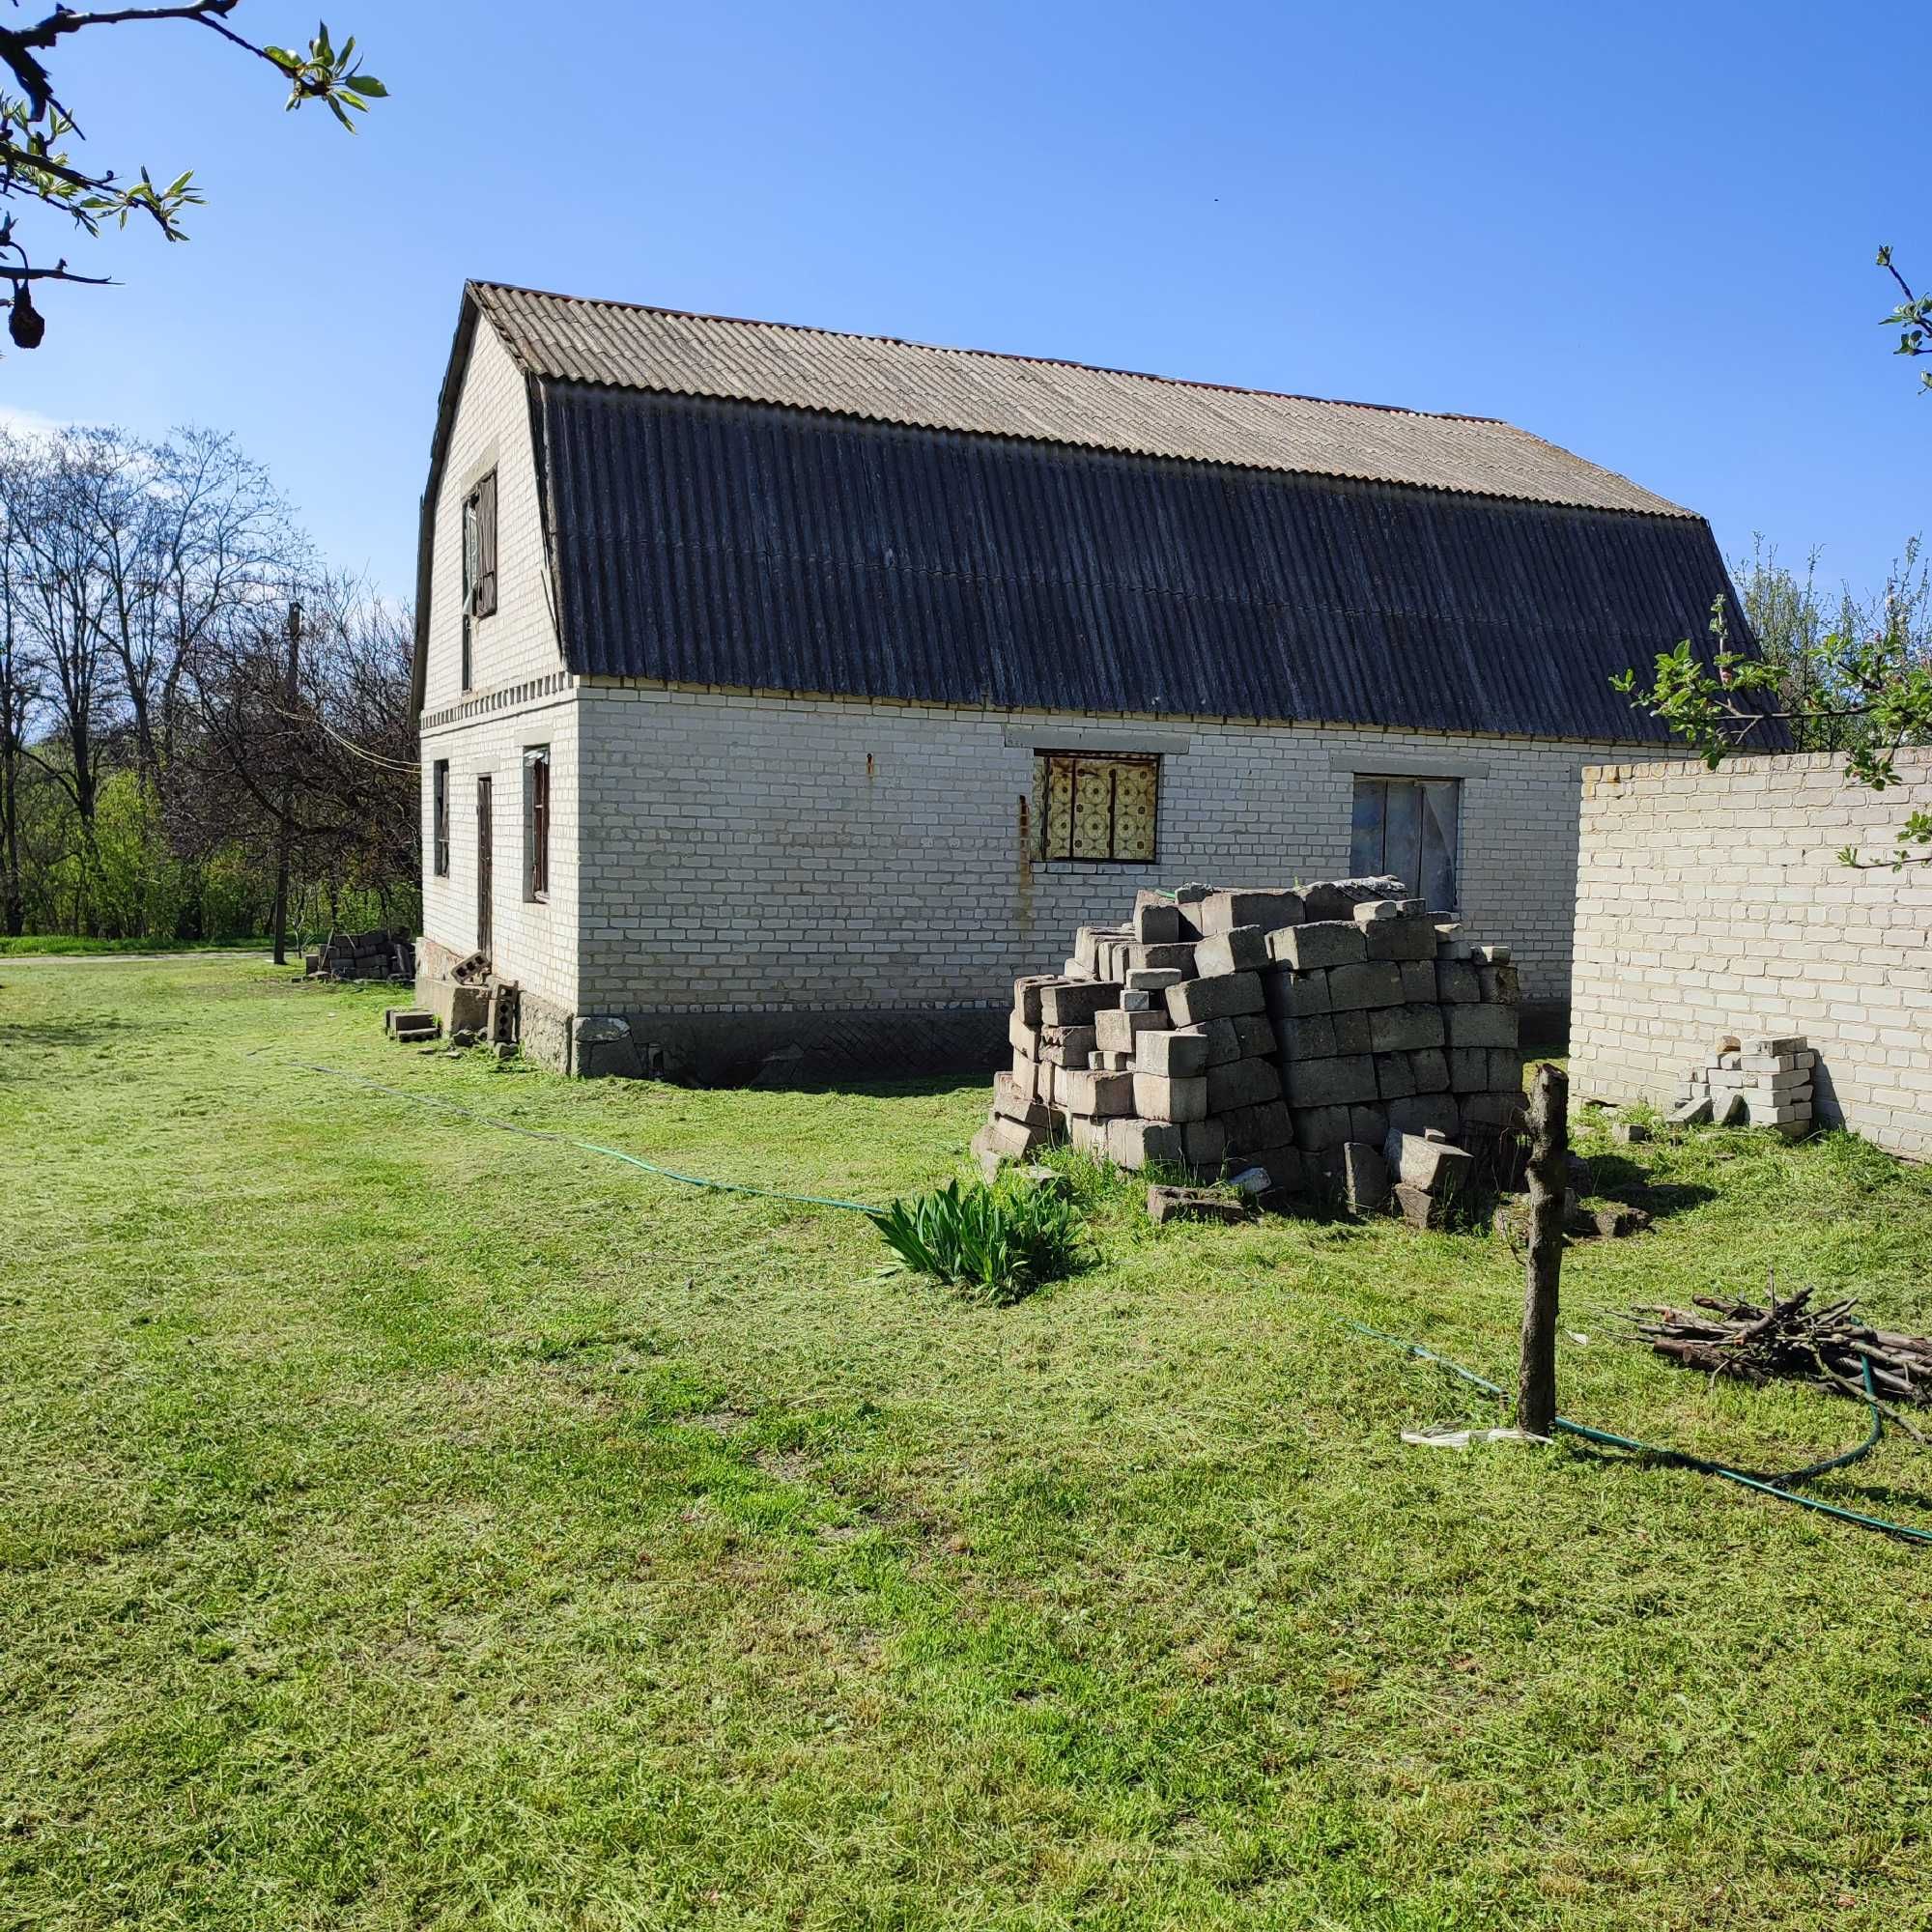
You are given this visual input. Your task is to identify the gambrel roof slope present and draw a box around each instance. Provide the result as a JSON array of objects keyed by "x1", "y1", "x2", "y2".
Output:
[{"x1": 415, "y1": 280, "x2": 1751, "y2": 740}]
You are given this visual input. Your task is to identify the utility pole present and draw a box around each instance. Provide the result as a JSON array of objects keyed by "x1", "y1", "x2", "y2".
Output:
[
  {"x1": 1517, "y1": 1062, "x2": 1569, "y2": 1437},
  {"x1": 270, "y1": 599, "x2": 300, "y2": 966}
]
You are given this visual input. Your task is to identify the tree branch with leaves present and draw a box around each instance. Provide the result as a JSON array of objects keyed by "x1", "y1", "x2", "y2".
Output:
[{"x1": 0, "y1": 3, "x2": 384, "y2": 347}]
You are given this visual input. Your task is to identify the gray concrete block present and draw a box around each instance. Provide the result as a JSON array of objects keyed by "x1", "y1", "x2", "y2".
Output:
[
  {"x1": 1351, "y1": 899, "x2": 1403, "y2": 923},
  {"x1": 1375, "y1": 1053, "x2": 1417, "y2": 1100},
  {"x1": 1094, "y1": 1007, "x2": 1170, "y2": 1055},
  {"x1": 1194, "y1": 925, "x2": 1270, "y2": 977},
  {"x1": 1168, "y1": 972, "x2": 1265, "y2": 1026},
  {"x1": 1242, "y1": 1144, "x2": 1305, "y2": 1193},
  {"x1": 1327, "y1": 961, "x2": 1406, "y2": 1013},
  {"x1": 1291, "y1": 1104, "x2": 1353, "y2": 1151},
  {"x1": 1341, "y1": 1141, "x2": 1390, "y2": 1212},
  {"x1": 1330, "y1": 1008, "x2": 1371, "y2": 1056},
  {"x1": 1462, "y1": 1091, "x2": 1527, "y2": 1132},
  {"x1": 1385, "y1": 1094, "x2": 1461, "y2": 1139},
  {"x1": 1263, "y1": 966, "x2": 1331, "y2": 1018},
  {"x1": 1275, "y1": 1013, "x2": 1336, "y2": 1061},
  {"x1": 1232, "y1": 1013, "x2": 1277, "y2": 1061},
  {"x1": 1364, "y1": 916, "x2": 1440, "y2": 963},
  {"x1": 1477, "y1": 963, "x2": 1521, "y2": 1004},
  {"x1": 1435, "y1": 959, "x2": 1480, "y2": 1004},
  {"x1": 1124, "y1": 967, "x2": 1184, "y2": 991},
  {"x1": 993, "y1": 1072, "x2": 1055, "y2": 1128},
  {"x1": 1133, "y1": 1071, "x2": 1209, "y2": 1122},
  {"x1": 1392, "y1": 1182, "x2": 1452, "y2": 1230},
  {"x1": 1488, "y1": 1048, "x2": 1524, "y2": 1093},
  {"x1": 1040, "y1": 980, "x2": 1125, "y2": 1028},
  {"x1": 1039, "y1": 1025, "x2": 1099, "y2": 1066},
  {"x1": 1369, "y1": 1003, "x2": 1447, "y2": 1053},
  {"x1": 1349, "y1": 1104, "x2": 1389, "y2": 1149},
  {"x1": 1013, "y1": 974, "x2": 1061, "y2": 1027},
  {"x1": 1399, "y1": 958, "x2": 1437, "y2": 1002},
  {"x1": 1196, "y1": 889, "x2": 1306, "y2": 935},
  {"x1": 1266, "y1": 921, "x2": 1365, "y2": 971},
  {"x1": 1384, "y1": 1129, "x2": 1475, "y2": 1196},
  {"x1": 1219, "y1": 1097, "x2": 1294, "y2": 1152},
  {"x1": 1126, "y1": 942, "x2": 1196, "y2": 975},
  {"x1": 1207, "y1": 1055, "x2": 1282, "y2": 1112},
  {"x1": 1060, "y1": 1068, "x2": 1135, "y2": 1118},
  {"x1": 1182, "y1": 1116, "x2": 1229, "y2": 1169},
  {"x1": 1132, "y1": 900, "x2": 1183, "y2": 944},
  {"x1": 1299, "y1": 876, "x2": 1407, "y2": 922},
  {"x1": 1447, "y1": 1046, "x2": 1488, "y2": 1093},
  {"x1": 1139, "y1": 1026, "x2": 1209, "y2": 1078},
  {"x1": 1408, "y1": 1048, "x2": 1450, "y2": 1094},
  {"x1": 1285, "y1": 1054, "x2": 1378, "y2": 1107},
  {"x1": 1447, "y1": 1004, "x2": 1520, "y2": 1048},
  {"x1": 1107, "y1": 1115, "x2": 1187, "y2": 1169}
]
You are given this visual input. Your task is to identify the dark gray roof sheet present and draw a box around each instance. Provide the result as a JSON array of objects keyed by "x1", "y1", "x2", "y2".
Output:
[
  {"x1": 473, "y1": 280, "x2": 1694, "y2": 518},
  {"x1": 534, "y1": 381, "x2": 1749, "y2": 742}
]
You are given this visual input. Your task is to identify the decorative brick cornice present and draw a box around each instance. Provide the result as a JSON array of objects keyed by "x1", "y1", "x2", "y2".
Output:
[{"x1": 422, "y1": 670, "x2": 572, "y2": 733}]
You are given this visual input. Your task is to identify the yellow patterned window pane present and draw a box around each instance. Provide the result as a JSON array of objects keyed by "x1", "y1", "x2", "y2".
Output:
[
  {"x1": 1113, "y1": 760, "x2": 1157, "y2": 861},
  {"x1": 1040, "y1": 756, "x2": 1074, "y2": 860},
  {"x1": 1072, "y1": 763, "x2": 1115, "y2": 860}
]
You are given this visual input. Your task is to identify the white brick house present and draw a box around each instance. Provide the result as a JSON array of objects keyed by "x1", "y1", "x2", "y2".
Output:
[{"x1": 413, "y1": 282, "x2": 1745, "y2": 1079}]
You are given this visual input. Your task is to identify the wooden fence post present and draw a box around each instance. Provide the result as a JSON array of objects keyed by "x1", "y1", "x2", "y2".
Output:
[{"x1": 1518, "y1": 1062, "x2": 1569, "y2": 1437}]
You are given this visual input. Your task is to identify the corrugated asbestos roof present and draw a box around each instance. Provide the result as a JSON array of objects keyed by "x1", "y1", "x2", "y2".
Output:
[
  {"x1": 471, "y1": 280, "x2": 1693, "y2": 519},
  {"x1": 533, "y1": 382, "x2": 1745, "y2": 743}
]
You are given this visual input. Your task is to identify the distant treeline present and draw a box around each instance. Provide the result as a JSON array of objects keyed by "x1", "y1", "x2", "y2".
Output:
[{"x1": 0, "y1": 425, "x2": 418, "y2": 945}]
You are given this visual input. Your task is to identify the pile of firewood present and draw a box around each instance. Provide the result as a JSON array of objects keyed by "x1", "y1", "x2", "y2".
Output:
[{"x1": 1624, "y1": 1285, "x2": 1932, "y2": 1420}]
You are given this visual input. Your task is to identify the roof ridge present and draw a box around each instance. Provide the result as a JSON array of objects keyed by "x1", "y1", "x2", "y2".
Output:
[{"x1": 466, "y1": 278, "x2": 1508, "y2": 428}]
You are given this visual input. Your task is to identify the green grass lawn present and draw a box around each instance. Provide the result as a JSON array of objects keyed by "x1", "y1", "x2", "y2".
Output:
[{"x1": 5, "y1": 955, "x2": 1932, "y2": 1930}]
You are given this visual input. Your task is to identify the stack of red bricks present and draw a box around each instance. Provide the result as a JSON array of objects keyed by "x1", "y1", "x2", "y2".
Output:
[{"x1": 975, "y1": 877, "x2": 1524, "y2": 1201}]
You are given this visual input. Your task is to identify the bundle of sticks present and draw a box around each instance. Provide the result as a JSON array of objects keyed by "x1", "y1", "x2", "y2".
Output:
[{"x1": 1625, "y1": 1282, "x2": 1932, "y2": 1435}]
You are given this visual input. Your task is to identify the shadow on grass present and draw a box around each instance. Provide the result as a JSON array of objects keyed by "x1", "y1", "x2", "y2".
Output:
[{"x1": 0, "y1": 1015, "x2": 134, "y2": 1051}]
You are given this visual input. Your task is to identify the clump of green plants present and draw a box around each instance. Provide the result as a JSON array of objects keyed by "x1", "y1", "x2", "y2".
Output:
[{"x1": 869, "y1": 1173, "x2": 1085, "y2": 1303}]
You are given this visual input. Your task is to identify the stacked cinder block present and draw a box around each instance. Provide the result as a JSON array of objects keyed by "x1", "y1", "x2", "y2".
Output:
[
  {"x1": 974, "y1": 877, "x2": 1525, "y2": 1195},
  {"x1": 1673, "y1": 1035, "x2": 1815, "y2": 1138}
]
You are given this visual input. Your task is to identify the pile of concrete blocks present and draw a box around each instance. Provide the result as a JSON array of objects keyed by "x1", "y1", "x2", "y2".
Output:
[
  {"x1": 304, "y1": 928, "x2": 415, "y2": 982},
  {"x1": 974, "y1": 876, "x2": 1525, "y2": 1204},
  {"x1": 1672, "y1": 1035, "x2": 1815, "y2": 1138}
]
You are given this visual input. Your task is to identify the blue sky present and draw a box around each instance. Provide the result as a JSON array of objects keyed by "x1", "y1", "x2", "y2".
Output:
[{"x1": 7, "y1": 0, "x2": 1922, "y2": 608}]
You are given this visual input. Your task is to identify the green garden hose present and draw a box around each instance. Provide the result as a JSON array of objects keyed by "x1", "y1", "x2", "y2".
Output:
[
  {"x1": 280, "y1": 1059, "x2": 884, "y2": 1214},
  {"x1": 1350, "y1": 1322, "x2": 1932, "y2": 1545}
]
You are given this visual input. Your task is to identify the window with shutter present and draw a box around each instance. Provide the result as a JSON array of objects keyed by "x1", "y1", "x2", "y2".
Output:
[
  {"x1": 524, "y1": 747, "x2": 550, "y2": 901},
  {"x1": 432, "y1": 760, "x2": 450, "y2": 876}
]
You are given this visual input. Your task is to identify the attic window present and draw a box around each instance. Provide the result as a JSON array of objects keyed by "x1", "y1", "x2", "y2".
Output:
[
  {"x1": 1033, "y1": 753, "x2": 1159, "y2": 864},
  {"x1": 462, "y1": 470, "x2": 498, "y2": 622}
]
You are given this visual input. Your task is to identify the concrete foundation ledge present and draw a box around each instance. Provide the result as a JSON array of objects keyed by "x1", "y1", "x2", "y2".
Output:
[{"x1": 588, "y1": 1005, "x2": 1009, "y2": 1087}]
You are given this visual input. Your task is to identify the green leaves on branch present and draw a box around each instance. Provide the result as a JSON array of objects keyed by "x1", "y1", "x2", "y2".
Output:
[
  {"x1": 1876, "y1": 245, "x2": 1932, "y2": 393},
  {"x1": 1613, "y1": 566, "x2": 1932, "y2": 869},
  {"x1": 262, "y1": 24, "x2": 388, "y2": 132}
]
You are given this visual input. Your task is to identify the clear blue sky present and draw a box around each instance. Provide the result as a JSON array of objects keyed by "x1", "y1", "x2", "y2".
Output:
[{"x1": 7, "y1": 0, "x2": 1922, "y2": 608}]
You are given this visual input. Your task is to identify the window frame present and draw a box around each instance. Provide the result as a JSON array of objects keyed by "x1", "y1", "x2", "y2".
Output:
[
  {"x1": 1032, "y1": 751, "x2": 1161, "y2": 865},
  {"x1": 458, "y1": 469, "x2": 497, "y2": 693},
  {"x1": 1349, "y1": 772, "x2": 1462, "y2": 912},
  {"x1": 432, "y1": 758, "x2": 450, "y2": 877},
  {"x1": 524, "y1": 745, "x2": 551, "y2": 903}
]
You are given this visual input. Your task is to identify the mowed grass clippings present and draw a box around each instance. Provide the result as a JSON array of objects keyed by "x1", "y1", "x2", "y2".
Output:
[{"x1": 3, "y1": 955, "x2": 1931, "y2": 1931}]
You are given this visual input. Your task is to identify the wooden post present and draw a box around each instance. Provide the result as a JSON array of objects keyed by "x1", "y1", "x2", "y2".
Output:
[
  {"x1": 1517, "y1": 1061, "x2": 1569, "y2": 1437},
  {"x1": 270, "y1": 599, "x2": 300, "y2": 966}
]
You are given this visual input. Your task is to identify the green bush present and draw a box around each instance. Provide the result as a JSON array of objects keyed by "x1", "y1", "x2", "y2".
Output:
[{"x1": 870, "y1": 1174, "x2": 1085, "y2": 1304}]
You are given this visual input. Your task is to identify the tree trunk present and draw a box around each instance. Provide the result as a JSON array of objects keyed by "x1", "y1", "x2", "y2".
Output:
[
  {"x1": 1517, "y1": 1062, "x2": 1569, "y2": 1437},
  {"x1": 270, "y1": 602, "x2": 300, "y2": 964}
]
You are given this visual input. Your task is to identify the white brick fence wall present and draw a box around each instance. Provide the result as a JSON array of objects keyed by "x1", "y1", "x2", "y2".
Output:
[{"x1": 1570, "y1": 751, "x2": 1932, "y2": 1160}]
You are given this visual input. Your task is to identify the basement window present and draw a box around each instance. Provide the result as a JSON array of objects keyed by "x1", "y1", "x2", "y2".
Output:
[
  {"x1": 524, "y1": 746, "x2": 551, "y2": 902},
  {"x1": 1350, "y1": 775, "x2": 1460, "y2": 910},
  {"x1": 1033, "y1": 753, "x2": 1159, "y2": 864},
  {"x1": 432, "y1": 759, "x2": 450, "y2": 876}
]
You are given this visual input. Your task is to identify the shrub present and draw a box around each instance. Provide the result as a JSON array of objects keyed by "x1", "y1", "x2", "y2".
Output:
[{"x1": 870, "y1": 1174, "x2": 1084, "y2": 1304}]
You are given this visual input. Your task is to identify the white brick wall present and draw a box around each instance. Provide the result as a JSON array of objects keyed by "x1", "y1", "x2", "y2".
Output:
[
  {"x1": 573, "y1": 682, "x2": 1647, "y2": 1015},
  {"x1": 418, "y1": 317, "x2": 577, "y2": 1009},
  {"x1": 1570, "y1": 751, "x2": 1932, "y2": 1160}
]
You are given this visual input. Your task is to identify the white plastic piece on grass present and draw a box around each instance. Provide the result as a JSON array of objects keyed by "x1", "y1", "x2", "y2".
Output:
[{"x1": 1401, "y1": 1427, "x2": 1550, "y2": 1450}]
